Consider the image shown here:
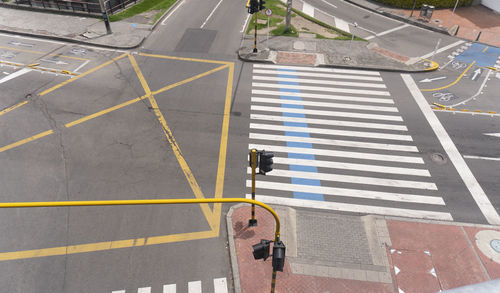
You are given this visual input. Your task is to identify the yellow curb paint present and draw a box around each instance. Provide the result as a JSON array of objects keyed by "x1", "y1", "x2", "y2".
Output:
[{"x1": 421, "y1": 61, "x2": 475, "y2": 92}]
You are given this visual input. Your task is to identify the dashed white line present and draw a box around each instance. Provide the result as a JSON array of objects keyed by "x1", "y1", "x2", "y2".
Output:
[
  {"x1": 200, "y1": 0, "x2": 224, "y2": 29},
  {"x1": 73, "y1": 59, "x2": 90, "y2": 73},
  {"x1": 241, "y1": 13, "x2": 251, "y2": 33},
  {"x1": 463, "y1": 155, "x2": 500, "y2": 162},
  {"x1": 419, "y1": 40, "x2": 465, "y2": 60},
  {"x1": 365, "y1": 24, "x2": 410, "y2": 40}
]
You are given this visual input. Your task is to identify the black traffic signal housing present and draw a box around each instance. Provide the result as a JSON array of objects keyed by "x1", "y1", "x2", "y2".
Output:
[
  {"x1": 248, "y1": 0, "x2": 259, "y2": 14},
  {"x1": 259, "y1": 0, "x2": 266, "y2": 11},
  {"x1": 252, "y1": 239, "x2": 271, "y2": 260},
  {"x1": 258, "y1": 151, "x2": 274, "y2": 175},
  {"x1": 272, "y1": 240, "x2": 286, "y2": 272}
]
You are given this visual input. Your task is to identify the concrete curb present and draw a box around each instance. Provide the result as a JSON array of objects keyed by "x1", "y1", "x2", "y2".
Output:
[
  {"x1": 227, "y1": 204, "x2": 244, "y2": 293},
  {"x1": 0, "y1": 28, "x2": 145, "y2": 50}
]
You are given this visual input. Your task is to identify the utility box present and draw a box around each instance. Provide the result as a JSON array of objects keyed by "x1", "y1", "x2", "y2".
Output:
[
  {"x1": 426, "y1": 5, "x2": 435, "y2": 19},
  {"x1": 420, "y1": 4, "x2": 428, "y2": 18}
]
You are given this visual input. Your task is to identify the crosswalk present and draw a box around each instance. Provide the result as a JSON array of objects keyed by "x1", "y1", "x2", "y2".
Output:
[
  {"x1": 247, "y1": 64, "x2": 453, "y2": 221},
  {"x1": 112, "y1": 277, "x2": 228, "y2": 293}
]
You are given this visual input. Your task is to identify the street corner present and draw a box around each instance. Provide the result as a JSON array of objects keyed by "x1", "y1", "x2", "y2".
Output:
[
  {"x1": 386, "y1": 220, "x2": 496, "y2": 291},
  {"x1": 462, "y1": 226, "x2": 500, "y2": 279}
]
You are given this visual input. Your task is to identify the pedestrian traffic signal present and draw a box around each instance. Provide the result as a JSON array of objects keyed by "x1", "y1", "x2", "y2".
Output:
[
  {"x1": 259, "y1": 151, "x2": 274, "y2": 175},
  {"x1": 272, "y1": 240, "x2": 286, "y2": 272},
  {"x1": 248, "y1": 0, "x2": 259, "y2": 14},
  {"x1": 252, "y1": 239, "x2": 271, "y2": 260},
  {"x1": 259, "y1": 0, "x2": 266, "y2": 11}
]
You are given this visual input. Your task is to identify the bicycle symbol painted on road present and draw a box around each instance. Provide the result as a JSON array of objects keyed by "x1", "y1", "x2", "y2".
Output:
[
  {"x1": 433, "y1": 92, "x2": 457, "y2": 102},
  {"x1": 451, "y1": 61, "x2": 467, "y2": 70}
]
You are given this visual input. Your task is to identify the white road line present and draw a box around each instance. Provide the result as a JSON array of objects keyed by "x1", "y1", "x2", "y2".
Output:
[
  {"x1": 240, "y1": 13, "x2": 251, "y2": 33},
  {"x1": 302, "y1": 2, "x2": 315, "y2": 17},
  {"x1": 251, "y1": 97, "x2": 398, "y2": 112},
  {"x1": 247, "y1": 195, "x2": 453, "y2": 221},
  {"x1": 162, "y1": 0, "x2": 185, "y2": 25},
  {"x1": 433, "y1": 108, "x2": 500, "y2": 117},
  {"x1": 252, "y1": 89, "x2": 394, "y2": 104},
  {"x1": 250, "y1": 133, "x2": 418, "y2": 152},
  {"x1": 463, "y1": 155, "x2": 500, "y2": 162},
  {"x1": 272, "y1": 156, "x2": 430, "y2": 176},
  {"x1": 252, "y1": 82, "x2": 391, "y2": 96},
  {"x1": 188, "y1": 281, "x2": 202, "y2": 293},
  {"x1": 248, "y1": 144, "x2": 424, "y2": 163},
  {"x1": 253, "y1": 64, "x2": 380, "y2": 75},
  {"x1": 250, "y1": 123, "x2": 413, "y2": 141},
  {"x1": 246, "y1": 181, "x2": 444, "y2": 205},
  {"x1": 73, "y1": 59, "x2": 90, "y2": 73},
  {"x1": 111, "y1": 291, "x2": 125, "y2": 293},
  {"x1": 251, "y1": 105, "x2": 404, "y2": 121},
  {"x1": 334, "y1": 17, "x2": 351, "y2": 33},
  {"x1": 138, "y1": 288, "x2": 151, "y2": 293},
  {"x1": 0, "y1": 68, "x2": 31, "y2": 84},
  {"x1": 402, "y1": 74, "x2": 500, "y2": 225},
  {"x1": 0, "y1": 33, "x2": 65, "y2": 45},
  {"x1": 250, "y1": 114, "x2": 408, "y2": 131},
  {"x1": 450, "y1": 69, "x2": 492, "y2": 107},
  {"x1": 248, "y1": 168, "x2": 437, "y2": 190},
  {"x1": 252, "y1": 75, "x2": 387, "y2": 88},
  {"x1": 214, "y1": 278, "x2": 228, "y2": 293},
  {"x1": 365, "y1": 24, "x2": 410, "y2": 40},
  {"x1": 320, "y1": 0, "x2": 337, "y2": 9},
  {"x1": 200, "y1": 0, "x2": 224, "y2": 28},
  {"x1": 419, "y1": 40, "x2": 465, "y2": 60},
  {"x1": 253, "y1": 69, "x2": 383, "y2": 81},
  {"x1": 163, "y1": 284, "x2": 176, "y2": 293}
]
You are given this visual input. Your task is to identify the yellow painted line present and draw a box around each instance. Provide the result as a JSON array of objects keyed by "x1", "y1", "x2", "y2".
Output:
[
  {"x1": 421, "y1": 61, "x2": 476, "y2": 92},
  {"x1": 486, "y1": 66, "x2": 497, "y2": 71},
  {"x1": 0, "y1": 100, "x2": 28, "y2": 117},
  {"x1": 0, "y1": 130, "x2": 54, "y2": 153},
  {"x1": 483, "y1": 46, "x2": 489, "y2": 53},
  {"x1": 27, "y1": 63, "x2": 40, "y2": 67},
  {"x1": 0, "y1": 46, "x2": 89, "y2": 61},
  {"x1": 474, "y1": 110, "x2": 482, "y2": 113},
  {"x1": 0, "y1": 230, "x2": 216, "y2": 261},
  {"x1": 138, "y1": 52, "x2": 231, "y2": 65},
  {"x1": 460, "y1": 109, "x2": 470, "y2": 112},
  {"x1": 38, "y1": 53, "x2": 127, "y2": 96},
  {"x1": 488, "y1": 111, "x2": 497, "y2": 114},
  {"x1": 128, "y1": 54, "x2": 216, "y2": 230},
  {"x1": 211, "y1": 62, "x2": 235, "y2": 234},
  {"x1": 424, "y1": 59, "x2": 439, "y2": 71},
  {"x1": 432, "y1": 102, "x2": 446, "y2": 108}
]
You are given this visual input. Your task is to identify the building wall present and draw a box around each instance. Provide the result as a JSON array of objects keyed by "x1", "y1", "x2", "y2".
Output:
[{"x1": 482, "y1": 0, "x2": 500, "y2": 13}]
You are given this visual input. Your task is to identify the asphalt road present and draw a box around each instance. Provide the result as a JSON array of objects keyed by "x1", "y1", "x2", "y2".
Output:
[{"x1": 0, "y1": 0, "x2": 499, "y2": 292}]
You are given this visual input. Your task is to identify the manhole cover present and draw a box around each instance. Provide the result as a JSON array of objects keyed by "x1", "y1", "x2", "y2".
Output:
[
  {"x1": 431, "y1": 153, "x2": 446, "y2": 164},
  {"x1": 491, "y1": 239, "x2": 500, "y2": 253}
]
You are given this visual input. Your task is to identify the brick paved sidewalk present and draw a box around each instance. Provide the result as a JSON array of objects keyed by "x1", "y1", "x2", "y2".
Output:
[{"x1": 228, "y1": 205, "x2": 500, "y2": 292}]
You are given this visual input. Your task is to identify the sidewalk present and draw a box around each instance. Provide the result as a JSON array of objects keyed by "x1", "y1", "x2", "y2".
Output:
[{"x1": 227, "y1": 205, "x2": 500, "y2": 292}]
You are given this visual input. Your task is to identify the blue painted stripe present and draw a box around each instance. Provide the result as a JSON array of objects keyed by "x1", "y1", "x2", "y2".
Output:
[{"x1": 277, "y1": 70, "x2": 324, "y2": 201}]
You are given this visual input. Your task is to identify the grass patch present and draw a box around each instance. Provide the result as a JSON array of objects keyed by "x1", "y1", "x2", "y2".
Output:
[
  {"x1": 109, "y1": 0, "x2": 177, "y2": 22},
  {"x1": 271, "y1": 24, "x2": 298, "y2": 37}
]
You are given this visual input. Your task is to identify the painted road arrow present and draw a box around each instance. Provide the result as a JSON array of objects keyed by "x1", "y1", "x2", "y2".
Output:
[
  {"x1": 419, "y1": 76, "x2": 446, "y2": 83},
  {"x1": 40, "y1": 59, "x2": 68, "y2": 65},
  {"x1": 471, "y1": 68, "x2": 482, "y2": 81},
  {"x1": 484, "y1": 133, "x2": 500, "y2": 138}
]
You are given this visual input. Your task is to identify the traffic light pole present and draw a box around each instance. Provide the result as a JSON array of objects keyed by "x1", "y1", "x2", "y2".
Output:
[
  {"x1": 271, "y1": 269, "x2": 277, "y2": 293},
  {"x1": 253, "y1": 12, "x2": 258, "y2": 53},
  {"x1": 249, "y1": 148, "x2": 258, "y2": 226}
]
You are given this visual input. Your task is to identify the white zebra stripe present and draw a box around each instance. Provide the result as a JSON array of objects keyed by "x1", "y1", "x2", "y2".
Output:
[
  {"x1": 250, "y1": 114, "x2": 408, "y2": 131},
  {"x1": 252, "y1": 82, "x2": 391, "y2": 96},
  {"x1": 251, "y1": 97, "x2": 398, "y2": 112},
  {"x1": 214, "y1": 278, "x2": 229, "y2": 293},
  {"x1": 302, "y1": 1, "x2": 315, "y2": 16},
  {"x1": 188, "y1": 281, "x2": 202, "y2": 293},
  {"x1": 252, "y1": 75, "x2": 387, "y2": 88},
  {"x1": 251, "y1": 105, "x2": 403, "y2": 121},
  {"x1": 334, "y1": 17, "x2": 351, "y2": 33},
  {"x1": 248, "y1": 144, "x2": 424, "y2": 163},
  {"x1": 249, "y1": 133, "x2": 418, "y2": 152},
  {"x1": 163, "y1": 284, "x2": 176, "y2": 293},
  {"x1": 252, "y1": 64, "x2": 380, "y2": 75},
  {"x1": 252, "y1": 69, "x2": 383, "y2": 81},
  {"x1": 252, "y1": 89, "x2": 394, "y2": 104},
  {"x1": 272, "y1": 156, "x2": 430, "y2": 176},
  {"x1": 249, "y1": 123, "x2": 413, "y2": 141},
  {"x1": 138, "y1": 288, "x2": 151, "y2": 293},
  {"x1": 246, "y1": 181, "x2": 444, "y2": 205},
  {"x1": 246, "y1": 194, "x2": 453, "y2": 221},
  {"x1": 247, "y1": 168, "x2": 437, "y2": 190}
]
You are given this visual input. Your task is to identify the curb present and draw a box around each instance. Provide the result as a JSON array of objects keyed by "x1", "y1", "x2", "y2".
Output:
[
  {"x1": 150, "y1": 0, "x2": 181, "y2": 31},
  {"x1": 227, "y1": 204, "x2": 244, "y2": 293}
]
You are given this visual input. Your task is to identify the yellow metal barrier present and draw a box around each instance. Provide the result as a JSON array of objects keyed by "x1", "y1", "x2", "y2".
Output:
[{"x1": 0, "y1": 198, "x2": 281, "y2": 241}]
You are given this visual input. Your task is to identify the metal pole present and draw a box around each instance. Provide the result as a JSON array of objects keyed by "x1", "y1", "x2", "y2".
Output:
[
  {"x1": 267, "y1": 15, "x2": 269, "y2": 50},
  {"x1": 253, "y1": 13, "x2": 258, "y2": 53},
  {"x1": 410, "y1": 0, "x2": 417, "y2": 18},
  {"x1": 446, "y1": 0, "x2": 460, "y2": 29},
  {"x1": 270, "y1": 269, "x2": 277, "y2": 293},
  {"x1": 431, "y1": 38, "x2": 442, "y2": 61},
  {"x1": 98, "y1": 0, "x2": 112, "y2": 34},
  {"x1": 285, "y1": 0, "x2": 292, "y2": 32},
  {"x1": 348, "y1": 22, "x2": 358, "y2": 58},
  {"x1": 249, "y1": 149, "x2": 258, "y2": 226}
]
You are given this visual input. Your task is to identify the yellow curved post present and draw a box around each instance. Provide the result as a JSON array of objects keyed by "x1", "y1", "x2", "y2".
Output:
[{"x1": 0, "y1": 198, "x2": 281, "y2": 241}]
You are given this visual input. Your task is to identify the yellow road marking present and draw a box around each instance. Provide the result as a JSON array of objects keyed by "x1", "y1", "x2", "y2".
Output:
[
  {"x1": 0, "y1": 45, "x2": 89, "y2": 61},
  {"x1": 483, "y1": 46, "x2": 489, "y2": 53},
  {"x1": 38, "y1": 53, "x2": 127, "y2": 96},
  {"x1": 0, "y1": 230, "x2": 217, "y2": 261},
  {"x1": 421, "y1": 61, "x2": 476, "y2": 92},
  {"x1": 424, "y1": 59, "x2": 439, "y2": 71},
  {"x1": 0, "y1": 130, "x2": 54, "y2": 153},
  {"x1": 128, "y1": 54, "x2": 217, "y2": 230},
  {"x1": 0, "y1": 101, "x2": 28, "y2": 117},
  {"x1": 138, "y1": 52, "x2": 231, "y2": 65}
]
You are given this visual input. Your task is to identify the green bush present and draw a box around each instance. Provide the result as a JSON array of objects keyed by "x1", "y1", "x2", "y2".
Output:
[{"x1": 372, "y1": 0, "x2": 473, "y2": 9}]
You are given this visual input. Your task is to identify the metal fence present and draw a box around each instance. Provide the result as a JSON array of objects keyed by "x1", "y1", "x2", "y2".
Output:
[{"x1": 7, "y1": 0, "x2": 139, "y2": 15}]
